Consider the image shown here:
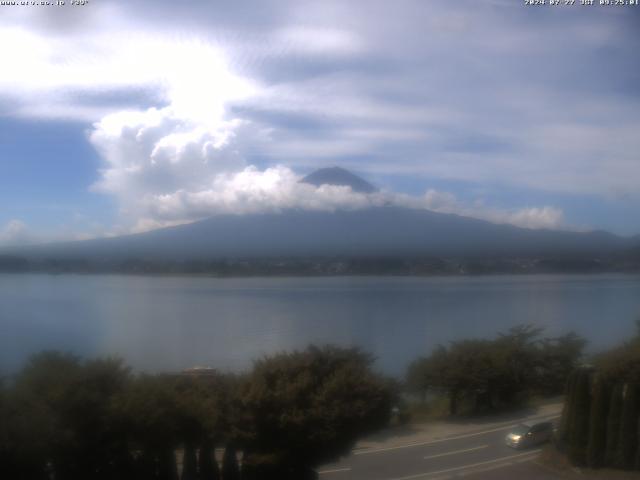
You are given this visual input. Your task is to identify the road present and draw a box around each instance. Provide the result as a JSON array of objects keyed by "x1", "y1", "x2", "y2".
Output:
[{"x1": 318, "y1": 412, "x2": 563, "y2": 480}]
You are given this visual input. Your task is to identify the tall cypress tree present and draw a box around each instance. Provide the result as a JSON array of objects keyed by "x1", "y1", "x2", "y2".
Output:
[
  {"x1": 221, "y1": 444, "x2": 240, "y2": 480},
  {"x1": 635, "y1": 417, "x2": 640, "y2": 471},
  {"x1": 158, "y1": 447, "x2": 179, "y2": 480},
  {"x1": 568, "y1": 369, "x2": 591, "y2": 466},
  {"x1": 182, "y1": 444, "x2": 198, "y2": 480},
  {"x1": 617, "y1": 383, "x2": 639, "y2": 470},
  {"x1": 605, "y1": 384, "x2": 624, "y2": 467},
  {"x1": 587, "y1": 376, "x2": 610, "y2": 469},
  {"x1": 198, "y1": 441, "x2": 220, "y2": 480},
  {"x1": 558, "y1": 370, "x2": 578, "y2": 447}
]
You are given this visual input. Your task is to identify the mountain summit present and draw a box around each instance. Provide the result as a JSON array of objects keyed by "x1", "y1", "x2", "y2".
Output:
[{"x1": 300, "y1": 167, "x2": 377, "y2": 194}]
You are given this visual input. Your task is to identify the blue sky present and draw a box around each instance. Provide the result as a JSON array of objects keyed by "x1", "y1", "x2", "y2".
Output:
[{"x1": 1, "y1": 0, "x2": 639, "y2": 245}]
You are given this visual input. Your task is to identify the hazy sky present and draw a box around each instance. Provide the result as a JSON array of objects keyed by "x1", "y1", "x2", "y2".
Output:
[{"x1": 1, "y1": 0, "x2": 639, "y2": 245}]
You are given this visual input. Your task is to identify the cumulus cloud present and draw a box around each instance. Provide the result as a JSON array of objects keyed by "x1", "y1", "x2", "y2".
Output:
[
  {"x1": 88, "y1": 102, "x2": 384, "y2": 226},
  {"x1": 80, "y1": 32, "x2": 567, "y2": 234},
  {"x1": 377, "y1": 189, "x2": 564, "y2": 230},
  {"x1": 90, "y1": 108, "x2": 246, "y2": 201},
  {"x1": 88, "y1": 99, "x2": 564, "y2": 231},
  {"x1": 2, "y1": 0, "x2": 637, "y2": 237},
  {"x1": 0, "y1": 220, "x2": 31, "y2": 247},
  {"x1": 419, "y1": 192, "x2": 564, "y2": 230}
]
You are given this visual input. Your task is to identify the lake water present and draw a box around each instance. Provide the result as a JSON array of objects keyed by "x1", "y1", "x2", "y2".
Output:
[{"x1": 1, "y1": 273, "x2": 639, "y2": 376}]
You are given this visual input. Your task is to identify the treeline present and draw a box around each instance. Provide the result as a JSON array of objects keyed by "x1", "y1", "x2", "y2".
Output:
[
  {"x1": 407, "y1": 325, "x2": 586, "y2": 415},
  {"x1": 2, "y1": 254, "x2": 639, "y2": 276},
  {"x1": 0, "y1": 346, "x2": 394, "y2": 480},
  {"x1": 558, "y1": 322, "x2": 640, "y2": 471}
]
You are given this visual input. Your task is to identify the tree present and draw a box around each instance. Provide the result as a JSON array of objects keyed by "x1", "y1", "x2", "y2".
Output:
[
  {"x1": 116, "y1": 374, "x2": 182, "y2": 480},
  {"x1": 198, "y1": 440, "x2": 220, "y2": 480},
  {"x1": 407, "y1": 325, "x2": 569, "y2": 416},
  {"x1": 635, "y1": 417, "x2": 640, "y2": 470},
  {"x1": 557, "y1": 370, "x2": 578, "y2": 447},
  {"x1": 221, "y1": 444, "x2": 240, "y2": 480},
  {"x1": 407, "y1": 345, "x2": 455, "y2": 411},
  {"x1": 2, "y1": 352, "x2": 134, "y2": 480},
  {"x1": 595, "y1": 321, "x2": 640, "y2": 384},
  {"x1": 492, "y1": 325, "x2": 544, "y2": 406},
  {"x1": 586, "y1": 375, "x2": 610, "y2": 468},
  {"x1": 538, "y1": 332, "x2": 586, "y2": 396},
  {"x1": 568, "y1": 369, "x2": 591, "y2": 466},
  {"x1": 182, "y1": 445, "x2": 198, "y2": 480},
  {"x1": 617, "y1": 383, "x2": 639, "y2": 469},
  {"x1": 605, "y1": 384, "x2": 624, "y2": 467},
  {"x1": 171, "y1": 374, "x2": 227, "y2": 480},
  {"x1": 236, "y1": 346, "x2": 393, "y2": 478}
]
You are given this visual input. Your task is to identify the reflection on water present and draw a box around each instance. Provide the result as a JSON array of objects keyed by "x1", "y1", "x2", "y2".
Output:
[{"x1": 1, "y1": 274, "x2": 639, "y2": 375}]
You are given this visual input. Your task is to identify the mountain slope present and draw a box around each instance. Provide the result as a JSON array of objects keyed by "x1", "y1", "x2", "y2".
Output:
[
  {"x1": 300, "y1": 167, "x2": 377, "y2": 193},
  {"x1": 6, "y1": 206, "x2": 634, "y2": 262},
  {"x1": 3, "y1": 166, "x2": 638, "y2": 273}
]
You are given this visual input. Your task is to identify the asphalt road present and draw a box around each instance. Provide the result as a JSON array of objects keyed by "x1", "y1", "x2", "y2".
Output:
[{"x1": 318, "y1": 414, "x2": 562, "y2": 480}]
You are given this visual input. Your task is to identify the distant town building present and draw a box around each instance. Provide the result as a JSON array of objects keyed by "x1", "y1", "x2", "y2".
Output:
[{"x1": 181, "y1": 366, "x2": 218, "y2": 377}]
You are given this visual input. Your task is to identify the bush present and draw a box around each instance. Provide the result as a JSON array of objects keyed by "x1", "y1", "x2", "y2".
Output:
[{"x1": 236, "y1": 346, "x2": 394, "y2": 474}]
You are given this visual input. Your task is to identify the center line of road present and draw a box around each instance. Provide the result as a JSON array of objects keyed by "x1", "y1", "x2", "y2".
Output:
[
  {"x1": 318, "y1": 467, "x2": 352, "y2": 475},
  {"x1": 354, "y1": 414, "x2": 559, "y2": 455},
  {"x1": 387, "y1": 449, "x2": 542, "y2": 480},
  {"x1": 423, "y1": 444, "x2": 488, "y2": 460}
]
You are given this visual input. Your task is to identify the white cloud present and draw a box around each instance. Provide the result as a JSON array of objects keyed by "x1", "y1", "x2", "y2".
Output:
[
  {"x1": 275, "y1": 27, "x2": 363, "y2": 55},
  {"x1": 506, "y1": 207, "x2": 564, "y2": 230},
  {"x1": 0, "y1": 220, "x2": 30, "y2": 247},
  {"x1": 0, "y1": 23, "x2": 256, "y2": 122},
  {"x1": 141, "y1": 165, "x2": 384, "y2": 222},
  {"x1": 90, "y1": 107, "x2": 246, "y2": 202},
  {"x1": 3, "y1": 1, "x2": 634, "y2": 237},
  {"x1": 88, "y1": 102, "x2": 383, "y2": 225},
  {"x1": 389, "y1": 190, "x2": 564, "y2": 230},
  {"x1": 88, "y1": 101, "x2": 564, "y2": 232},
  {"x1": 85, "y1": 67, "x2": 566, "y2": 233}
]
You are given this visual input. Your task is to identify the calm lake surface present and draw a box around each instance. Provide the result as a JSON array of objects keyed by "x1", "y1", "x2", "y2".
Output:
[{"x1": 1, "y1": 273, "x2": 639, "y2": 376}]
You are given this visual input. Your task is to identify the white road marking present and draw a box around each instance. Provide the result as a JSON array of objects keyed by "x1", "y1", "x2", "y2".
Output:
[
  {"x1": 453, "y1": 453, "x2": 540, "y2": 478},
  {"x1": 423, "y1": 444, "x2": 488, "y2": 460},
  {"x1": 387, "y1": 449, "x2": 542, "y2": 480},
  {"x1": 355, "y1": 414, "x2": 560, "y2": 455},
  {"x1": 318, "y1": 467, "x2": 352, "y2": 475}
]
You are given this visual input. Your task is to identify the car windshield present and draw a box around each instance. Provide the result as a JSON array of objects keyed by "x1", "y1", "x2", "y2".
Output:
[{"x1": 512, "y1": 425, "x2": 530, "y2": 436}]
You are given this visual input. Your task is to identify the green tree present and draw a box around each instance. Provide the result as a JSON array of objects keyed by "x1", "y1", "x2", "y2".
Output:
[
  {"x1": 557, "y1": 370, "x2": 578, "y2": 448},
  {"x1": 116, "y1": 374, "x2": 182, "y2": 480},
  {"x1": 568, "y1": 369, "x2": 591, "y2": 466},
  {"x1": 617, "y1": 383, "x2": 639, "y2": 469},
  {"x1": 595, "y1": 321, "x2": 640, "y2": 384},
  {"x1": 408, "y1": 340, "x2": 504, "y2": 415},
  {"x1": 407, "y1": 325, "x2": 559, "y2": 416},
  {"x1": 4, "y1": 352, "x2": 133, "y2": 480},
  {"x1": 198, "y1": 440, "x2": 220, "y2": 480},
  {"x1": 407, "y1": 345, "x2": 456, "y2": 412},
  {"x1": 635, "y1": 417, "x2": 640, "y2": 470},
  {"x1": 605, "y1": 383, "x2": 624, "y2": 467},
  {"x1": 171, "y1": 374, "x2": 228, "y2": 480},
  {"x1": 221, "y1": 444, "x2": 240, "y2": 480},
  {"x1": 236, "y1": 346, "x2": 393, "y2": 478},
  {"x1": 538, "y1": 332, "x2": 586, "y2": 395},
  {"x1": 182, "y1": 445, "x2": 198, "y2": 480},
  {"x1": 586, "y1": 375, "x2": 610, "y2": 468}
]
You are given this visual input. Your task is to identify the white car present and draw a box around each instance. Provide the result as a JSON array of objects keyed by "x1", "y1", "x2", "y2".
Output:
[{"x1": 505, "y1": 421, "x2": 554, "y2": 449}]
